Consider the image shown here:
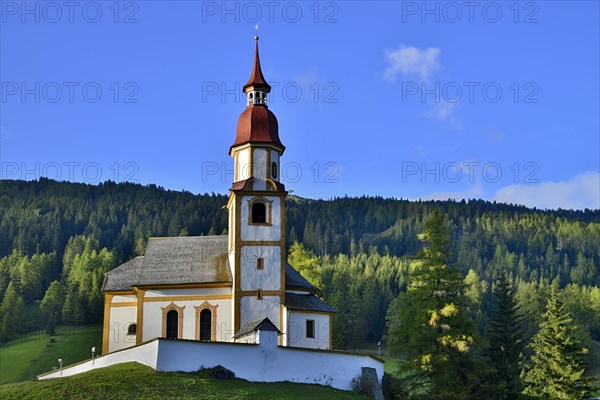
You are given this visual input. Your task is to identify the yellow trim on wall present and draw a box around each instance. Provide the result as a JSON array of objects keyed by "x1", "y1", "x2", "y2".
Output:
[
  {"x1": 111, "y1": 302, "x2": 137, "y2": 307},
  {"x1": 135, "y1": 282, "x2": 232, "y2": 290},
  {"x1": 135, "y1": 289, "x2": 145, "y2": 345},
  {"x1": 279, "y1": 304, "x2": 284, "y2": 346},
  {"x1": 329, "y1": 314, "x2": 333, "y2": 350},
  {"x1": 143, "y1": 294, "x2": 232, "y2": 302},
  {"x1": 102, "y1": 293, "x2": 114, "y2": 354},
  {"x1": 103, "y1": 290, "x2": 134, "y2": 296}
]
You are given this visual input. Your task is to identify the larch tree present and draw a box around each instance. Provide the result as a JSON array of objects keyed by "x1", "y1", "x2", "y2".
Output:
[{"x1": 387, "y1": 210, "x2": 476, "y2": 399}]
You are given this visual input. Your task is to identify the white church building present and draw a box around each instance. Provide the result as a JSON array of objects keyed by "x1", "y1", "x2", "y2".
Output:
[{"x1": 38, "y1": 38, "x2": 384, "y2": 392}]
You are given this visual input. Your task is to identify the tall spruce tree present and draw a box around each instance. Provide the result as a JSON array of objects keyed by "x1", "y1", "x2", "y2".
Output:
[
  {"x1": 520, "y1": 288, "x2": 593, "y2": 399},
  {"x1": 484, "y1": 270, "x2": 525, "y2": 399},
  {"x1": 387, "y1": 210, "x2": 476, "y2": 399}
]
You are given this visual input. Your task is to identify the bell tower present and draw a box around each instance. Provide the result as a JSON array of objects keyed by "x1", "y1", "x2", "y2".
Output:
[{"x1": 227, "y1": 36, "x2": 286, "y2": 338}]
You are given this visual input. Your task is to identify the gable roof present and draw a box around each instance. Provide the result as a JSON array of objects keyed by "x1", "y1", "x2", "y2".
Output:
[
  {"x1": 284, "y1": 293, "x2": 336, "y2": 314},
  {"x1": 101, "y1": 256, "x2": 144, "y2": 292},
  {"x1": 102, "y1": 236, "x2": 324, "y2": 295},
  {"x1": 102, "y1": 236, "x2": 231, "y2": 292},
  {"x1": 233, "y1": 317, "x2": 281, "y2": 339}
]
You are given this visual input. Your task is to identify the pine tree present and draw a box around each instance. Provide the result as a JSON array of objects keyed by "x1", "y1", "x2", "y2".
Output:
[
  {"x1": 484, "y1": 270, "x2": 524, "y2": 399},
  {"x1": 521, "y1": 288, "x2": 593, "y2": 399}
]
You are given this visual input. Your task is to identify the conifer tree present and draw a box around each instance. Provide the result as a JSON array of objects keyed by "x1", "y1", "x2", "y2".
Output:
[
  {"x1": 521, "y1": 288, "x2": 593, "y2": 399},
  {"x1": 484, "y1": 270, "x2": 524, "y2": 399}
]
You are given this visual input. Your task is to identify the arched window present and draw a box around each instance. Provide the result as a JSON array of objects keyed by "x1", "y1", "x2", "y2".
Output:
[
  {"x1": 249, "y1": 93, "x2": 253, "y2": 99},
  {"x1": 251, "y1": 202, "x2": 266, "y2": 224},
  {"x1": 195, "y1": 302, "x2": 218, "y2": 341},
  {"x1": 166, "y1": 310, "x2": 178, "y2": 339},
  {"x1": 271, "y1": 162, "x2": 278, "y2": 179},
  {"x1": 127, "y1": 323, "x2": 137, "y2": 335},
  {"x1": 161, "y1": 302, "x2": 184, "y2": 339},
  {"x1": 199, "y1": 309, "x2": 212, "y2": 341}
]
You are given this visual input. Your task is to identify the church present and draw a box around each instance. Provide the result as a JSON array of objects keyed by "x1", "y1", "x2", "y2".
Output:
[{"x1": 100, "y1": 37, "x2": 335, "y2": 355}]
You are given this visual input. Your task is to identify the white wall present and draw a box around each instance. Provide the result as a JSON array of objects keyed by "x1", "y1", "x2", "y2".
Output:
[
  {"x1": 236, "y1": 148, "x2": 250, "y2": 181},
  {"x1": 38, "y1": 340, "x2": 159, "y2": 380},
  {"x1": 155, "y1": 330, "x2": 383, "y2": 391},
  {"x1": 240, "y1": 246, "x2": 281, "y2": 291},
  {"x1": 108, "y1": 306, "x2": 138, "y2": 353},
  {"x1": 38, "y1": 333, "x2": 384, "y2": 392},
  {"x1": 240, "y1": 196, "x2": 281, "y2": 241},
  {"x1": 239, "y1": 296, "x2": 280, "y2": 328},
  {"x1": 252, "y1": 148, "x2": 267, "y2": 190},
  {"x1": 286, "y1": 311, "x2": 330, "y2": 350}
]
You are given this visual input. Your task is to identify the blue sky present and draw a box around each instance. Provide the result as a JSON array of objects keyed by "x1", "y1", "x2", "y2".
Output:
[{"x1": 1, "y1": 1, "x2": 599, "y2": 210}]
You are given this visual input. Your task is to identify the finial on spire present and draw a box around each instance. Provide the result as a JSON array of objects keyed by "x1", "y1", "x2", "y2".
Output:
[
  {"x1": 243, "y1": 29, "x2": 271, "y2": 97},
  {"x1": 254, "y1": 24, "x2": 259, "y2": 41}
]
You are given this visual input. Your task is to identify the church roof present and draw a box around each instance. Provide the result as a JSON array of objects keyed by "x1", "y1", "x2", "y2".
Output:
[
  {"x1": 102, "y1": 235, "x2": 231, "y2": 291},
  {"x1": 243, "y1": 40, "x2": 271, "y2": 92},
  {"x1": 284, "y1": 293, "x2": 336, "y2": 314},
  {"x1": 230, "y1": 178, "x2": 286, "y2": 192},
  {"x1": 285, "y1": 263, "x2": 321, "y2": 296},
  {"x1": 102, "y1": 236, "x2": 323, "y2": 294},
  {"x1": 102, "y1": 256, "x2": 144, "y2": 292},
  {"x1": 232, "y1": 317, "x2": 281, "y2": 339},
  {"x1": 232, "y1": 104, "x2": 283, "y2": 150}
]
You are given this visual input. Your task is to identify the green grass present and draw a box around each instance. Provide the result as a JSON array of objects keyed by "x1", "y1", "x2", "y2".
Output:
[
  {"x1": 0, "y1": 325, "x2": 102, "y2": 384},
  {"x1": 0, "y1": 362, "x2": 367, "y2": 400}
]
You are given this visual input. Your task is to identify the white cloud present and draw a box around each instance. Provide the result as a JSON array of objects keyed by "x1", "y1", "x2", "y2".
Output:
[
  {"x1": 492, "y1": 172, "x2": 600, "y2": 210},
  {"x1": 424, "y1": 101, "x2": 462, "y2": 130},
  {"x1": 384, "y1": 45, "x2": 440, "y2": 82}
]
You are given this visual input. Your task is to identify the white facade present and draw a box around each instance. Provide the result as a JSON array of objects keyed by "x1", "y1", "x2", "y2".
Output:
[
  {"x1": 105, "y1": 287, "x2": 234, "y2": 353},
  {"x1": 286, "y1": 311, "x2": 331, "y2": 349},
  {"x1": 239, "y1": 246, "x2": 281, "y2": 291}
]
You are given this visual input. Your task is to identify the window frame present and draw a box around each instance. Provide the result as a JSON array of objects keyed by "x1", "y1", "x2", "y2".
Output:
[
  {"x1": 247, "y1": 197, "x2": 273, "y2": 226},
  {"x1": 194, "y1": 301, "x2": 218, "y2": 342},
  {"x1": 306, "y1": 319, "x2": 315, "y2": 339},
  {"x1": 161, "y1": 302, "x2": 185, "y2": 339}
]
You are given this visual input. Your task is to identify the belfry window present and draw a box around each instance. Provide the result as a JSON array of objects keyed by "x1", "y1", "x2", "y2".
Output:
[{"x1": 251, "y1": 202, "x2": 267, "y2": 224}]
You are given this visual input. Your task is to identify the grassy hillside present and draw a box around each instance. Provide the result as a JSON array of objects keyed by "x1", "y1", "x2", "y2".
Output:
[
  {"x1": 0, "y1": 362, "x2": 367, "y2": 400},
  {"x1": 0, "y1": 325, "x2": 101, "y2": 384}
]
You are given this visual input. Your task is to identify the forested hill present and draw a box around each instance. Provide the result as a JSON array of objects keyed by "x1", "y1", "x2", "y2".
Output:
[
  {"x1": 1, "y1": 178, "x2": 599, "y2": 285},
  {"x1": 1, "y1": 178, "x2": 600, "y2": 350}
]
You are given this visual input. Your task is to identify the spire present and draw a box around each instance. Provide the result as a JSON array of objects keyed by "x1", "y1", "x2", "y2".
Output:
[{"x1": 243, "y1": 36, "x2": 271, "y2": 94}]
